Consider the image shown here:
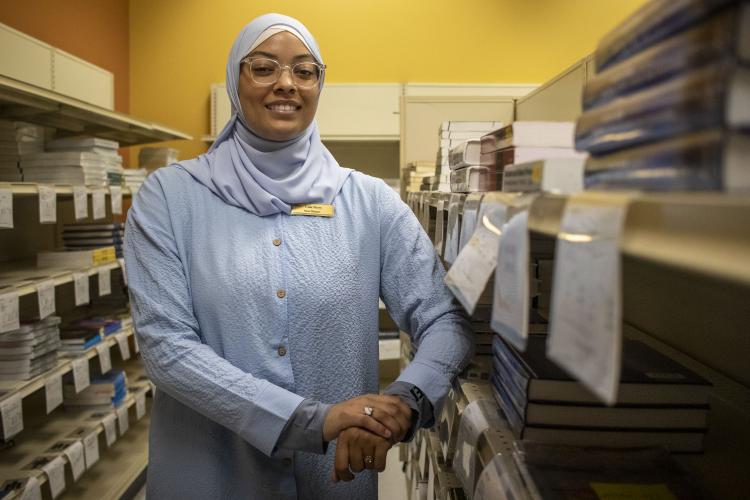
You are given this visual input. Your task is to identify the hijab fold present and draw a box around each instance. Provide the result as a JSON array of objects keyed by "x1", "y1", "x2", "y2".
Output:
[{"x1": 179, "y1": 13, "x2": 351, "y2": 216}]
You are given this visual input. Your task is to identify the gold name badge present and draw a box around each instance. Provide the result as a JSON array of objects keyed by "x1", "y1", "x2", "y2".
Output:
[{"x1": 290, "y1": 203, "x2": 335, "y2": 217}]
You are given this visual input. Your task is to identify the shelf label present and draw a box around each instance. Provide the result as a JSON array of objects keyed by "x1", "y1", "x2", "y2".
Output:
[
  {"x1": 116, "y1": 405, "x2": 129, "y2": 434},
  {"x1": 548, "y1": 194, "x2": 632, "y2": 405},
  {"x1": 83, "y1": 432, "x2": 99, "y2": 468},
  {"x1": 38, "y1": 184, "x2": 56, "y2": 224},
  {"x1": 100, "y1": 413, "x2": 117, "y2": 446},
  {"x1": 63, "y1": 440, "x2": 85, "y2": 481},
  {"x1": 116, "y1": 332, "x2": 131, "y2": 360},
  {"x1": 0, "y1": 291, "x2": 20, "y2": 333},
  {"x1": 36, "y1": 279, "x2": 56, "y2": 320},
  {"x1": 133, "y1": 332, "x2": 140, "y2": 353},
  {"x1": 98, "y1": 267, "x2": 111, "y2": 297},
  {"x1": 44, "y1": 374, "x2": 63, "y2": 414},
  {"x1": 73, "y1": 272, "x2": 89, "y2": 306},
  {"x1": 40, "y1": 456, "x2": 65, "y2": 499},
  {"x1": 92, "y1": 189, "x2": 105, "y2": 220},
  {"x1": 70, "y1": 357, "x2": 90, "y2": 393},
  {"x1": 135, "y1": 391, "x2": 146, "y2": 420},
  {"x1": 73, "y1": 186, "x2": 88, "y2": 220},
  {"x1": 457, "y1": 193, "x2": 484, "y2": 254},
  {"x1": 444, "y1": 194, "x2": 463, "y2": 264},
  {"x1": 492, "y1": 211, "x2": 531, "y2": 350},
  {"x1": 0, "y1": 185, "x2": 12, "y2": 229},
  {"x1": 0, "y1": 393, "x2": 23, "y2": 439},
  {"x1": 444, "y1": 204, "x2": 507, "y2": 315},
  {"x1": 95, "y1": 344, "x2": 111, "y2": 374},
  {"x1": 110, "y1": 186, "x2": 123, "y2": 214},
  {"x1": 118, "y1": 258, "x2": 127, "y2": 286},
  {"x1": 20, "y1": 476, "x2": 42, "y2": 500},
  {"x1": 434, "y1": 198, "x2": 445, "y2": 255}
]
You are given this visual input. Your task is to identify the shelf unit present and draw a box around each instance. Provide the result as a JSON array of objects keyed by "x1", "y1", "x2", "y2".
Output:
[
  {"x1": 1, "y1": 183, "x2": 134, "y2": 197},
  {"x1": 0, "y1": 261, "x2": 121, "y2": 299}
]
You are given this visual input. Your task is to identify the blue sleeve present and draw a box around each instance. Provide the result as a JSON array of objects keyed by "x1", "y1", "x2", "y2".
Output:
[
  {"x1": 124, "y1": 174, "x2": 305, "y2": 457},
  {"x1": 384, "y1": 381, "x2": 433, "y2": 441},
  {"x1": 276, "y1": 399, "x2": 332, "y2": 454},
  {"x1": 377, "y1": 182, "x2": 474, "y2": 416}
]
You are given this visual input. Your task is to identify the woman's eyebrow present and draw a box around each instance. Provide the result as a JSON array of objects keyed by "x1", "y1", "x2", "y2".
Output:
[{"x1": 248, "y1": 50, "x2": 314, "y2": 61}]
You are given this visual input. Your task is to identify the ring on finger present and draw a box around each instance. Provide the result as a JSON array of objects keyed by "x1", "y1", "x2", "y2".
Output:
[
  {"x1": 364, "y1": 455, "x2": 374, "y2": 468},
  {"x1": 363, "y1": 405, "x2": 374, "y2": 417}
]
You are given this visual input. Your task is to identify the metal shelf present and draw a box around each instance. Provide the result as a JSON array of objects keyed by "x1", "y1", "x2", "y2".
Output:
[
  {"x1": 0, "y1": 261, "x2": 122, "y2": 299},
  {"x1": 2, "y1": 183, "x2": 133, "y2": 197}
]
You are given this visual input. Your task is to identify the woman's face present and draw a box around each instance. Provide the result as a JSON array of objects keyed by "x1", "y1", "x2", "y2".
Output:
[{"x1": 238, "y1": 32, "x2": 321, "y2": 141}]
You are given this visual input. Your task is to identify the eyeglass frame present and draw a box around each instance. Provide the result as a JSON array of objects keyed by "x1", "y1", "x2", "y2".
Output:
[{"x1": 240, "y1": 56, "x2": 326, "y2": 88}]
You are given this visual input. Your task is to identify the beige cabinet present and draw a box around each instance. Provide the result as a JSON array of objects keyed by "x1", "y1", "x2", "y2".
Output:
[{"x1": 316, "y1": 84, "x2": 401, "y2": 140}]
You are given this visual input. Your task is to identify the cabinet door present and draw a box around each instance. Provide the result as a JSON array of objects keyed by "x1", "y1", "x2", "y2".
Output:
[
  {"x1": 0, "y1": 23, "x2": 53, "y2": 90},
  {"x1": 316, "y1": 84, "x2": 401, "y2": 140},
  {"x1": 53, "y1": 50, "x2": 114, "y2": 109}
]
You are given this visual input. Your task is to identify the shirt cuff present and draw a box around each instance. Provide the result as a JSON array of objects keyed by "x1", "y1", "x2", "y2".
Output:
[
  {"x1": 384, "y1": 381, "x2": 434, "y2": 442},
  {"x1": 275, "y1": 399, "x2": 332, "y2": 454}
]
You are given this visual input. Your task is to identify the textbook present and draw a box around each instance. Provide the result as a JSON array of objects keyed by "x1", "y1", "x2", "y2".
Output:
[
  {"x1": 480, "y1": 146, "x2": 585, "y2": 168},
  {"x1": 450, "y1": 166, "x2": 501, "y2": 193},
  {"x1": 502, "y1": 158, "x2": 585, "y2": 194},
  {"x1": 480, "y1": 122, "x2": 576, "y2": 153},
  {"x1": 448, "y1": 139, "x2": 483, "y2": 169}
]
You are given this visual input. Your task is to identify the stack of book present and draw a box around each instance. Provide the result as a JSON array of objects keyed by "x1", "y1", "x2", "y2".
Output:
[
  {"x1": 45, "y1": 136, "x2": 124, "y2": 185},
  {"x1": 404, "y1": 161, "x2": 438, "y2": 193},
  {"x1": 491, "y1": 335, "x2": 712, "y2": 452},
  {"x1": 37, "y1": 246, "x2": 117, "y2": 269},
  {"x1": 0, "y1": 316, "x2": 61, "y2": 381},
  {"x1": 62, "y1": 223, "x2": 124, "y2": 258},
  {"x1": 123, "y1": 168, "x2": 148, "y2": 194},
  {"x1": 139, "y1": 147, "x2": 179, "y2": 171},
  {"x1": 0, "y1": 121, "x2": 45, "y2": 182},
  {"x1": 64, "y1": 370, "x2": 127, "y2": 409},
  {"x1": 438, "y1": 121, "x2": 501, "y2": 171},
  {"x1": 19, "y1": 151, "x2": 108, "y2": 186},
  {"x1": 577, "y1": 1, "x2": 750, "y2": 192},
  {"x1": 438, "y1": 121, "x2": 501, "y2": 193}
]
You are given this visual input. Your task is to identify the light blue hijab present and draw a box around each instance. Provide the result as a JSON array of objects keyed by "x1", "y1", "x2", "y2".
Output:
[{"x1": 180, "y1": 13, "x2": 351, "y2": 216}]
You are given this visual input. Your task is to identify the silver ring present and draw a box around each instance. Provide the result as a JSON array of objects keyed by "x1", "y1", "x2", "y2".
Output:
[
  {"x1": 364, "y1": 455, "x2": 374, "y2": 466},
  {"x1": 364, "y1": 406, "x2": 374, "y2": 417}
]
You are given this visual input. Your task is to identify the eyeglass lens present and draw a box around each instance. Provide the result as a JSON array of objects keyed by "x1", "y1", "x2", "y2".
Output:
[{"x1": 247, "y1": 58, "x2": 321, "y2": 87}]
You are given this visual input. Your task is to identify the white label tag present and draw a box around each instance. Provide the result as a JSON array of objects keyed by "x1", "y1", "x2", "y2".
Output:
[
  {"x1": 45, "y1": 375, "x2": 63, "y2": 414},
  {"x1": 475, "y1": 455, "x2": 512, "y2": 500},
  {"x1": 444, "y1": 205, "x2": 506, "y2": 315},
  {"x1": 73, "y1": 272, "x2": 89, "y2": 306},
  {"x1": 101, "y1": 413, "x2": 117, "y2": 446},
  {"x1": 116, "y1": 332, "x2": 131, "y2": 360},
  {"x1": 117, "y1": 258, "x2": 127, "y2": 286},
  {"x1": 63, "y1": 441, "x2": 85, "y2": 481},
  {"x1": 92, "y1": 189, "x2": 105, "y2": 220},
  {"x1": 83, "y1": 432, "x2": 99, "y2": 468},
  {"x1": 95, "y1": 344, "x2": 111, "y2": 374},
  {"x1": 38, "y1": 185, "x2": 56, "y2": 224},
  {"x1": 133, "y1": 333, "x2": 139, "y2": 353},
  {"x1": 135, "y1": 391, "x2": 146, "y2": 420},
  {"x1": 98, "y1": 267, "x2": 111, "y2": 296},
  {"x1": 548, "y1": 197, "x2": 630, "y2": 405},
  {"x1": 457, "y1": 193, "x2": 484, "y2": 254},
  {"x1": 434, "y1": 199, "x2": 446, "y2": 256},
  {"x1": 36, "y1": 279, "x2": 55, "y2": 319},
  {"x1": 453, "y1": 400, "x2": 498, "y2": 494},
  {"x1": 116, "y1": 405, "x2": 129, "y2": 435},
  {"x1": 0, "y1": 186, "x2": 12, "y2": 228},
  {"x1": 0, "y1": 394, "x2": 23, "y2": 439},
  {"x1": 71, "y1": 358, "x2": 90, "y2": 393},
  {"x1": 109, "y1": 186, "x2": 122, "y2": 214},
  {"x1": 444, "y1": 194, "x2": 463, "y2": 264},
  {"x1": 41, "y1": 456, "x2": 65, "y2": 499},
  {"x1": 73, "y1": 186, "x2": 88, "y2": 220},
  {"x1": 20, "y1": 476, "x2": 42, "y2": 500},
  {"x1": 492, "y1": 211, "x2": 531, "y2": 350},
  {"x1": 0, "y1": 291, "x2": 20, "y2": 333}
]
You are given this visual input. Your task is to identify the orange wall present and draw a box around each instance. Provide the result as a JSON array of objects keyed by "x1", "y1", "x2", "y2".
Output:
[{"x1": 0, "y1": 0, "x2": 130, "y2": 114}]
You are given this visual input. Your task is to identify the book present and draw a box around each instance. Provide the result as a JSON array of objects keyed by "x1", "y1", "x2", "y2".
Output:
[
  {"x1": 594, "y1": 0, "x2": 735, "y2": 71},
  {"x1": 502, "y1": 158, "x2": 586, "y2": 194},
  {"x1": 585, "y1": 6, "x2": 750, "y2": 110},
  {"x1": 576, "y1": 61, "x2": 750, "y2": 155},
  {"x1": 46, "y1": 136, "x2": 120, "y2": 150},
  {"x1": 481, "y1": 122, "x2": 576, "y2": 153},
  {"x1": 450, "y1": 166, "x2": 500, "y2": 193},
  {"x1": 37, "y1": 247, "x2": 116, "y2": 268},
  {"x1": 480, "y1": 146, "x2": 585, "y2": 168},
  {"x1": 448, "y1": 140, "x2": 485, "y2": 169}
]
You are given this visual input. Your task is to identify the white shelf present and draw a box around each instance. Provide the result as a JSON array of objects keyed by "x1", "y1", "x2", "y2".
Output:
[
  {"x1": 0, "y1": 260, "x2": 122, "y2": 299},
  {"x1": 1, "y1": 183, "x2": 133, "y2": 197}
]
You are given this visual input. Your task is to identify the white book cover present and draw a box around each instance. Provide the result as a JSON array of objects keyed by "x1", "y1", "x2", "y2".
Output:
[
  {"x1": 448, "y1": 140, "x2": 483, "y2": 170},
  {"x1": 502, "y1": 157, "x2": 586, "y2": 194},
  {"x1": 46, "y1": 137, "x2": 119, "y2": 150},
  {"x1": 484, "y1": 121, "x2": 576, "y2": 151}
]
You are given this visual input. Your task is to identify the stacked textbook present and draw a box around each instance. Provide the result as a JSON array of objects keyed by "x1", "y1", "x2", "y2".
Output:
[
  {"x1": 62, "y1": 223, "x2": 124, "y2": 258},
  {"x1": 577, "y1": 0, "x2": 750, "y2": 192},
  {"x1": 0, "y1": 317, "x2": 61, "y2": 381},
  {"x1": 139, "y1": 147, "x2": 178, "y2": 171},
  {"x1": 64, "y1": 370, "x2": 127, "y2": 409},
  {"x1": 0, "y1": 120, "x2": 45, "y2": 182},
  {"x1": 37, "y1": 136, "x2": 124, "y2": 185},
  {"x1": 404, "y1": 161, "x2": 438, "y2": 193},
  {"x1": 490, "y1": 335, "x2": 712, "y2": 452},
  {"x1": 440, "y1": 121, "x2": 502, "y2": 193},
  {"x1": 123, "y1": 168, "x2": 148, "y2": 194}
]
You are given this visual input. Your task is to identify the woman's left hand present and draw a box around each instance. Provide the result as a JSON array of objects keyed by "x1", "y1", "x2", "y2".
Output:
[{"x1": 331, "y1": 427, "x2": 392, "y2": 482}]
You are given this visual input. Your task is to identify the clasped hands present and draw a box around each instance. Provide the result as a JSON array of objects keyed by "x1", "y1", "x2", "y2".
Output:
[{"x1": 322, "y1": 394, "x2": 412, "y2": 482}]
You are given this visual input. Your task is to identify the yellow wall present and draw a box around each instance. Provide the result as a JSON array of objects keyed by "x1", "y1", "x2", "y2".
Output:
[{"x1": 129, "y1": 0, "x2": 647, "y2": 161}]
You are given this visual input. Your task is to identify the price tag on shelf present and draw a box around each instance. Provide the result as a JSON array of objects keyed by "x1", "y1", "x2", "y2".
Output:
[
  {"x1": 20, "y1": 476, "x2": 42, "y2": 500},
  {"x1": 0, "y1": 185, "x2": 12, "y2": 229},
  {"x1": 83, "y1": 432, "x2": 99, "y2": 468},
  {"x1": 44, "y1": 374, "x2": 63, "y2": 414},
  {"x1": 92, "y1": 189, "x2": 105, "y2": 220},
  {"x1": 118, "y1": 258, "x2": 128, "y2": 286},
  {"x1": 73, "y1": 272, "x2": 89, "y2": 306},
  {"x1": 70, "y1": 357, "x2": 90, "y2": 393},
  {"x1": 72, "y1": 186, "x2": 88, "y2": 220},
  {"x1": 133, "y1": 333, "x2": 140, "y2": 353},
  {"x1": 36, "y1": 279, "x2": 55, "y2": 319},
  {"x1": 100, "y1": 413, "x2": 117, "y2": 446},
  {"x1": 492, "y1": 211, "x2": 531, "y2": 350},
  {"x1": 95, "y1": 344, "x2": 111, "y2": 374},
  {"x1": 40, "y1": 456, "x2": 65, "y2": 499},
  {"x1": 63, "y1": 440, "x2": 85, "y2": 481},
  {"x1": 116, "y1": 405, "x2": 129, "y2": 435},
  {"x1": 547, "y1": 193, "x2": 633, "y2": 405},
  {"x1": 0, "y1": 290, "x2": 20, "y2": 333},
  {"x1": 0, "y1": 394, "x2": 23, "y2": 439},
  {"x1": 434, "y1": 198, "x2": 445, "y2": 255},
  {"x1": 135, "y1": 391, "x2": 146, "y2": 420},
  {"x1": 443, "y1": 194, "x2": 464, "y2": 264},
  {"x1": 110, "y1": 186, "x2": 122, "y2": 214},
  {"x1": 37, "y1": 184, "x2": 56, "y2": 224},
  {"x1": 457, "y1": 193, "x2": 484, "y2": 254},
  {"x1": 98, "y1": 267, "x2": 111, "y2": 296},
  {"x1": 116, "y1": 332, "x2": 131, "y2": 360}
]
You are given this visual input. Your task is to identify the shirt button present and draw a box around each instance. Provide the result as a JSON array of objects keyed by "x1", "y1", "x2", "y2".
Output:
[
  {"x1": 282, "y1": 458, "x2": 292, "y2": 466},
  {"x1": 273, "y1": 238, "x2": 282, "y2": 246},
  {"x1": 278, "y1": 346, "x2": 287, "y2": 357},
  {"x1": 277, "y1": 289, "x2": 286, "y2": 299}
]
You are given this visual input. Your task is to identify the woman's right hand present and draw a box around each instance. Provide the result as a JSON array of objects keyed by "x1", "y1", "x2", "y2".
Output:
[{"x1": 323, "y1": 394, "x2": 412, "y2": 443}]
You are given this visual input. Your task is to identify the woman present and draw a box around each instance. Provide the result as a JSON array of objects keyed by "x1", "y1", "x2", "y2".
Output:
[{"x1": 125, "y1": 13, "x2": 472, "y2": 500}]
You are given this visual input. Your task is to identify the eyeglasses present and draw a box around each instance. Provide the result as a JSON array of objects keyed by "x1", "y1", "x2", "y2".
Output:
[{"x1": 241, "y1": 57, "x2": 325, "y2": 88}]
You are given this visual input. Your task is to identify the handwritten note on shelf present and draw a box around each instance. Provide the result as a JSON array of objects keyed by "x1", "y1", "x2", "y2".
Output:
[
  {"x1": 110, "y1": 186, "x2": 123, "y2": 215},
  {"x1": 73, "y1": 186, "x2": 88, "y2": 220},
  {"x1": 0, "y1": 291, "x2": 20, "y2": 333},
  {"x1": 37, "y1": 184, "x2": 56, "y2": 224},
  {"x1": 73, "y1": 272, "x2": 89, "y2": 306},
  {"x1": 92, "y1": 189, "x2": 105, "y2": 220},
  {"x1": 0, "y1": 185, "x2": 12, "y2": 229},
  {"x1": 37, "y1": 279, "x2": 55, "y2": 319},
  {"x1": 443, "y1": 194, "x2": 464, "y2": 264},
  {"x1": 98, "y1": 267, "x2": 111, "y2": 297}
]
